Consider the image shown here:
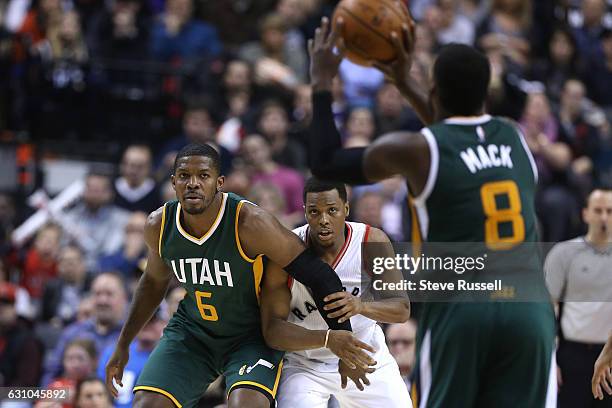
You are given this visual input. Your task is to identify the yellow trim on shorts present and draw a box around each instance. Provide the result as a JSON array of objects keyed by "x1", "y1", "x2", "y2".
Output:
[
  {"x1": 133, "y1": 385, "x2": 182, "y2": 408},
  {"x1": 158, "y1": 203, "x2": 167, "y2": 257},
  {"x1": 228, "y1": 360, "x2": 284, "y2": 398},
  {"x1": 235, "y1": 200, "x2": 256, "y2": 263}
]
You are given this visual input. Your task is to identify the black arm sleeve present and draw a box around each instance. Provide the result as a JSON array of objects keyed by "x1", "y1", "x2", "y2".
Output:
[
  {"x1": 284, "y1": 247, "x2": 352, "y2": 331},
  {"x1": 310, "y1": 91, "x2": 371, "y2": 185}
]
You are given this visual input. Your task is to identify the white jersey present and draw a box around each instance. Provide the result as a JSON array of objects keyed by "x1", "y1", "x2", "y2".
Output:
[{"x1": 287, "y1": 221, "x2": 380, "y2": 369}]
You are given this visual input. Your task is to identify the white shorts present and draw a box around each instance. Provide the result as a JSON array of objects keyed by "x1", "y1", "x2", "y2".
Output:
[{"x1": 277, "y1": 353, "x2": 411, "y2": 408}]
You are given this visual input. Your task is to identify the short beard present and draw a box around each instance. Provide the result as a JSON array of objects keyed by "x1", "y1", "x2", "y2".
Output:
[{"x1": 183, "y1": 205, "x2": 206, "y2": 215}]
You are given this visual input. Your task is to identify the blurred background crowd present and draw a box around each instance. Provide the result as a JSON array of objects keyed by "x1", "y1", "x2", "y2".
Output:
[{"x1": 0, "y1": 0, "x2": 611, "y2": 406}]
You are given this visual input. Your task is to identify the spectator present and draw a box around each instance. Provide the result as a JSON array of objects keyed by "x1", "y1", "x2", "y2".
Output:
[
  {"x1": 385, "y1": 319, "x2": 418, "y2": 390},
  {"x1": 528, "y1": 26, "x2": 586, "y2": 104},
  {"x1": 74, "y1": 377, "x2": 114, "y2": 408},
  {"x1": 239, "y1": 13, "x2": 307, "y2": 89},
  {"x1": 157, "y1": 99, "x2": 233, "y2": 178},
  {"x1": 424, "y1": 0, "x2": 475, "y2": 45},
  {"x1": 0, "y1": 282, "x2": 43, "y2": 387},
  {"x1": 86, "y1": 0, "x2": 150, "y2": 62},
  {"x1": 375, "y1": 83, "x2": 411, "y2": 134},
  {"x1": 247, "y1": 182, "x2": 294, "y2": 229},
  {"x1": 76, "y1": 296, "x2": 95, "y2": 323},
  {"x1": 572, "y1": 0, "x2": 607, "y2": 61},
  {"x1": 41, "y1": 245, "x2": 90, "y2": 326},
  {"x1": 476, "y1": 0, "x2": 531, "y2": 66},
  {"x1": 60, "y1": 173, "x2": 130, "y2": 271},
  {"x1": 343, "y1": 107, "x2": 376, "y2": 148},
  {"x1": 15, "y1": 0, "x2": 62, "y2": 55},
  {"x1": 256, "y1": 100, "x2": 306, "y2": 170},
  {"x1": 31, "y1": 10, "x2": 90, "y2": 139},
  {"x1": 585, "y1": 29, "x2": 612, "y2": 109},
  {"x1": 216, "y1": 59, "x2": 255, "y2": 154},
  {"x1": 352, "y1": 191, "x2": 385, "y2": 231},
  {"x1": 43, "y1": 338, "x2": 98, "y2": 408},
  {"x1": 291, "y1": 84, "x2": 312, "y2": 138},
  {"x1": 149, "y1": 0, "x2": 222, "y2": 62},
  {"x1": 114, "y1": 145, "x2": 162, "y2": 213},
  {"x1": 241, "y1": 134, "x2": 304, "y2": 221},
  {"x1": 97, "y1": 312, "x2": 166, "y2": 408},
  {"x1": 42, "y1": 272, "x2": 127, "y2": 386},
  {"x1": 97, "y1": 211, "x2": 147, "y2": 279},
  {"x1": 20, "y1": 223, "x2": 61, "y2": 299},
  {"x1": 520, "y1": 92, "x2": 576, "y2": 242},
  {"x1": 557, "y1": 79, "x2": 602, "y2": 197},
  {"x1": 544, "y1": 189, "x2": 612, "y2": 408}
]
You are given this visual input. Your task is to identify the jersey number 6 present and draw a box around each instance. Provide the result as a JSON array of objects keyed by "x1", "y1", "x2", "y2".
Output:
[
  {"x1": 480, "y1": 180, "x2": 525, "y2": 250},
  {"x1": 195, "y1": 291, "x2": 219, "y2": 321}
]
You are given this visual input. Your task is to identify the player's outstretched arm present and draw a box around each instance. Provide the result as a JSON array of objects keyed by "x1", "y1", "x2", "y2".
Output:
[
  {"x1": 105, "y1": 207, "x2": 172, "y2": 398},
  {"x1": 308, "y1": 18, "x2": 430, "y2": 187},
  {"x1": 238, "y1": 203, "x2": 359, "y2": 335},
  {"x1": 260, "y1": 260, "x2": 376, "y2": 371},
  {"x1": 324, "y1": 228, "x2": 410, "y2": 324},
  {"x1": 593, "y1": 332, "x2": 612, "y2": 400}
]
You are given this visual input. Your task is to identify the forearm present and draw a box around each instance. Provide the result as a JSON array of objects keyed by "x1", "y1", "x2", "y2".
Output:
[
  {"x1": 361, "y1": 299, "x2": 410, "y2": 324},
  {"x1": 284, "y1": 248, "x2": 352, "y2": 331},
  {"x1": 116, "y1": 273, "x2": 169, "y2": 348},
  {"x1": 264, "y1": 318, "x2": 327, "y2": 352},
  {"x1": 310, "y1": 91, "x2": 370, "y2": 185}
]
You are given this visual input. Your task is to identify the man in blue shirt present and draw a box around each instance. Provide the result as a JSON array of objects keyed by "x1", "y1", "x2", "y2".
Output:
[
  {"x1": 42, "y1": 272, "x2": 127, "y2": 386},
  {"x1": 98, "y1": 311, "x2": 166, "y2": 408}
]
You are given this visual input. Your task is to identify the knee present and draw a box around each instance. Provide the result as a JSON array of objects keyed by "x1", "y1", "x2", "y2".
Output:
[
  {"x1": 228, "y1": 388, "x2": 270, "y2": 408},
  {"x1": 133, "y1": 390, "x2": 176, "y2": 408}
]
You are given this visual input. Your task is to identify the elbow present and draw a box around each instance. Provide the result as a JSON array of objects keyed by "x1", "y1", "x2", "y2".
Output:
[
  {"x1": 262, "y1": 323, "x2": 285, "y2": 351},
  {"x1": 394, "y1": 300, "x2": 411, "y2": 323}
]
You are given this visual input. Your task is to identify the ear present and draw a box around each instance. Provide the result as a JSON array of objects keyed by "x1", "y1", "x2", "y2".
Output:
[
  {"x1": 345, "y1": 202, "x2": 350, "y2": 218},
  {"x1": 582, "y1": 207, "x2": 589, "y2": 225},
  {"x1": 216, "y1": 175, "x2": 225, "y2": 192},
  {"x1": 171, "y1": 174, "x2": 176, "y2": 190}
]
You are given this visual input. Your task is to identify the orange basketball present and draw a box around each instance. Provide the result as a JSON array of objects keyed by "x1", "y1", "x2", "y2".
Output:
[{"x1": 332, "y1": 0, "x2": 413, "y2": 66}]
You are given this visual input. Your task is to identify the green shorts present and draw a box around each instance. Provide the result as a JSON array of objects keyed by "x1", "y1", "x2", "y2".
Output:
[
  {"x1": 133, "y1": 322, "x2": 284, "y2": 408},
  {"x1": 411, "y1": 302, "x2": 556, "y2": 408}
]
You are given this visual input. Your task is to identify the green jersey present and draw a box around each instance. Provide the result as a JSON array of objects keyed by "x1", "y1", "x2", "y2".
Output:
[
  {"x1": 159, "y1": 192, "x2": 264, "y2": 345},
  {"x1": 409, "y1": 115, "x2": 539, "y2": 247}
]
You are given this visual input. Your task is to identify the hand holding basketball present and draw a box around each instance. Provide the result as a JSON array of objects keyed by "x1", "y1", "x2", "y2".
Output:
[{"x1": 332, "y1": 0, "x2": 414, "y2": 66}]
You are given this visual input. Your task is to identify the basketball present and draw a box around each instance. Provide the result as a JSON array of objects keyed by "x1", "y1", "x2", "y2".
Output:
[{"x1": 332, "y1": 0, "x2": 413, "y2": 66}]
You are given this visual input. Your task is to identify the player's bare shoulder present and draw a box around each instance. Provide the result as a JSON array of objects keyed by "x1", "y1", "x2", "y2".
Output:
[
  {"x1": 365, "y1": 226, "x2": 391, "y2": 243},
  {"x1": 144, "y1": 205, "x2": 166, "y2": 249},
  {"x1": 236, "y1": 200, "x2": 275, "y2": 234}
]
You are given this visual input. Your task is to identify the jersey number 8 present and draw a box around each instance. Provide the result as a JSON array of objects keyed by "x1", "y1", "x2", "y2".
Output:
[
  {"x1": 195, "y1": 291, "x2": 219, "y2": 321},
  {"x1": 480, "y1": 180, "x2": 525, "y2": 250}
]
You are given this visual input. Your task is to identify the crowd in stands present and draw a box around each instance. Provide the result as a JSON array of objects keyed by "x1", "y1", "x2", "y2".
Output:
[{"x1": 1, "y1": 0, "x2": 612, "y2": 406}]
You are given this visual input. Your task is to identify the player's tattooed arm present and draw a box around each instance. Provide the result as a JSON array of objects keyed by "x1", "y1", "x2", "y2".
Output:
[
  {"x1": 105, "y1": 206, "x2": 172, "y2": 398},
  {"x1": 238, "y1": 202, "x2": 354, "y2": 332},
  {"x1": 324, "y1": 227, "x2": 410, "y2": 324},
  {"x1": 260, "y1": 261, "x2": 376, "y2": 370}
]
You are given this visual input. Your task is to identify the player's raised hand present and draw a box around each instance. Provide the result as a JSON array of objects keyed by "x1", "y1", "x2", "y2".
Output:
[
  {"x1": 326, "y1": 330, "x2": 376, "y2": 370},
  {"x1": 309, "y1": 16, "x2": 345, "y2": 90},
  {"x1": 592, "y1": 338, "x2": 612, "y2": 400},
  {"x1": 373, "y1": 21, "x2": 415, "y2": 87},
  {"x1": 324, "y1": 291, "x2": 363, "y2": 323},
  {"x1": 105, "y1": 346, "x2": 130, "y2": 398},
  {"x1": 339, "y1": 359, "x2": 375, "y2": 391}
]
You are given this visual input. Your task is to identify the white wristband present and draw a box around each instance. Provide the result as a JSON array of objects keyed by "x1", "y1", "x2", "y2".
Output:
[{"x1": 324, "y1": 329, "x2": 331, "y2": 348}]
